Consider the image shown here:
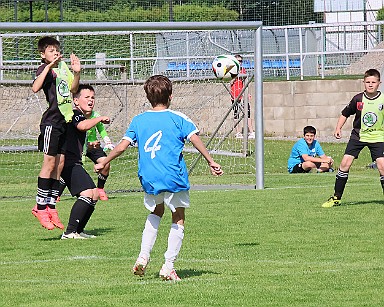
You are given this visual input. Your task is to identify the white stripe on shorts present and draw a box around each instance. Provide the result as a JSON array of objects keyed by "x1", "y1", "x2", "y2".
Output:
[{"x1": 43, "y1": 125, "x2": 52, "y2": 154}]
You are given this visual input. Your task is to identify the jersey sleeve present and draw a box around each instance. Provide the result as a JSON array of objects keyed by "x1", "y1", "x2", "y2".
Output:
[
  {"x1": 314, "y1": 141, "x2": 325, "y2": 157},
  {"x1": 341, "y1": 93, "x2": 362, "y2": 118}
]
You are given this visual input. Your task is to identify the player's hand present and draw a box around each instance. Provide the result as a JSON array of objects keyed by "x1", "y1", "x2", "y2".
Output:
[
  {"x1": 209, "y1": 162, "x2": 223, "y2": 176},
  {"x1": 104, "y1": 143, "x2": 115, "y2": 151},
  {"x1": 334, "y1": 129, "x2": 342, "y2": 139},
  {"x1": 94, "y1": 163, "x2": 105, "y2": 173},
  {"x1": 100, "y1": 116, "x2": 110, "y2": 124},
  {"x1": 47, "y1": 54, "x2": 63, "y2": 68},
  {"x1": 70, "y1": 53, "x2": 81, "y2": 73},
  {"x1": 88, "y1": 141, "x2": 101, "y2": 150}
]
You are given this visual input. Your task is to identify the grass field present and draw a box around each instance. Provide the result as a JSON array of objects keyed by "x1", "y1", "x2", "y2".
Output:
[{"x1": 1, "y1": 140, "x2": 384, "y2": 306}]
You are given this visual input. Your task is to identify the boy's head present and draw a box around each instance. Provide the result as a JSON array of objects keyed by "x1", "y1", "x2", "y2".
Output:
[
  {"x1": 144, "y1": 75, "x2": 172, "y2": 108},
  {"x1": 303, "y1": 125, "x2": 316, "y2": 145},
  {"x1": 363, "y1": 69, "x2": 381, "y2": 96},
  {"x1": 37, "y1": 36, "x2": 61, "y2": 64},
  {"x1": 74, "y1": 84, "x2": 95, "y2": 116}
]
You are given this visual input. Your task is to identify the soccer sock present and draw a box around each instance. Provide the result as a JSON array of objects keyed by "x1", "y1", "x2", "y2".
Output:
[
  {"x1": 47, "y1": 179, "x2": 59, "y2": 209},
  {"x1": 139, "y1": 213, "x2": 161, "y2": 259},
  {"x1": 380, "y1": 175, "x2": 384, "y2": 194},
  {"x1": 36, "y1": 177, "x2": 51, "y2": 210},
  {"x1": 334, "y1": 169, "x2": 349, "y2": 199},
  {"x1": 164, "y1": 223, "x2": 185, "y2": 270},
  {"x1": 77, "y1": 200, "x2": 96, "y2": 234},
  {"x1": 97, "y1": 173, "x2": 108, "y2": 189},
  {"x1": 65, "y1": 196, "x2": 93, "y2": 234},
  {"x1": 58, "y1": 177, "x2": 66, "y2": 197}
]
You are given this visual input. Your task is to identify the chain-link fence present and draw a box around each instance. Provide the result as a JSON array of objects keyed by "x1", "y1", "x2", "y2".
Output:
[{"x1": 0, "y1": 0, "x2": 324, "y2": 25}]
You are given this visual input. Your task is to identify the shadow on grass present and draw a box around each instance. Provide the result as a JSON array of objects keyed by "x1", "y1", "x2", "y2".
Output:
[
  {"x1": 148, "y1": 268, "x2": 218, "y2": 280},
  {"x1": 342, "y1": 199, "x2": 384, "y2": 206},
  {"x1": 40, "y1": 227, "x2": 115, "y2": 241}
]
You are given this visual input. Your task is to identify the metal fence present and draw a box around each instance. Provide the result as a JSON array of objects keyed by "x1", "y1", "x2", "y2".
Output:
[{"x1": 1, "y1": 20, "x2": 384, "y2": 82}]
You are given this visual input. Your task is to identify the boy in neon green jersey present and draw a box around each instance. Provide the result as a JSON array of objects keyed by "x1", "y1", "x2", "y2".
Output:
[{"x1": 323, "y1": 68, "x2": 384, "y2": 207}]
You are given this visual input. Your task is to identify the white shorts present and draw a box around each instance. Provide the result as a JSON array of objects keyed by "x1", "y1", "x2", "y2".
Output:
[{"x1": 144, "y1": 190, "x2": 190, "y2": 213}]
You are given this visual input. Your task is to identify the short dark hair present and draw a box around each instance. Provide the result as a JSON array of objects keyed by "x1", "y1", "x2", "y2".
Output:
[
  {"x1": 144, "y1": 75, "x2": 172, "y2": 107},
  {"x1": 364, "y1": 68, "x2": 380, "y2": 81},
  {"x1": 37, "y1": 36, "x2": 60, "y2": 53},
  {"x1": 303, "y1": 125, "x2": 316, "y2": 135},
  {"x1": 74, "y1": 84, "x2": 95, "y2": 98}
]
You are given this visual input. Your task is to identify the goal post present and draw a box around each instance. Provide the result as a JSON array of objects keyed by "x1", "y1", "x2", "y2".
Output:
[{"x1": 0, "y1": 21, "x2": 264, "y2": 198}]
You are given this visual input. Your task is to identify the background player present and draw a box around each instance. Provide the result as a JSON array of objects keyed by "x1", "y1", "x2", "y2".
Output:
[
  {"x1": 230, "y1": 54, "x2": 254, "y2": 139},
  {"x1": 94, "y1": 75, "x2": 223, "y2": 281}
]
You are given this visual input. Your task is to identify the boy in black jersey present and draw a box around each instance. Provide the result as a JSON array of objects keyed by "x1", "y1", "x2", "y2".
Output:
[
  {"x1": 61, "y1": 84, "x2": 110, "y2": 239},
  {"x1": 323, "y1": 68, "x2": 384, "y2": 207},
  {"x1": 31, "y1": 36, "x2": 81, "y2": 230}
]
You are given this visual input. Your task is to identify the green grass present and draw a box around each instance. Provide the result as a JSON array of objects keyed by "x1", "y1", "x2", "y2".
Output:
[{"x1": 1, "y1": 140, "x2": 384, "y2": 306}]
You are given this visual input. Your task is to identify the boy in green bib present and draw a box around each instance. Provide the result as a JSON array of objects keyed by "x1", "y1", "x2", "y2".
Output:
[
  {"x1": 323, "y1": 68, "x2": 384, "y2": 207},
  {"x1": 31, "y1": 36, "x2": 81, "y2": 230}
]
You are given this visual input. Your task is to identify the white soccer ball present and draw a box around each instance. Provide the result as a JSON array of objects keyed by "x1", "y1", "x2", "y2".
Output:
[{"x1": 212, "y1": 55, "x2": 240, "y2": 81}]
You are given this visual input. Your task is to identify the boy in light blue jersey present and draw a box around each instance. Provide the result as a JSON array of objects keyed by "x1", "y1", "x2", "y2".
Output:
[
  {"x1": 95, "y1": 75, "x2": 223, "y2": 281},
  {"x1": 288, "y1": 125, "x2": 334, "y2": 173}
]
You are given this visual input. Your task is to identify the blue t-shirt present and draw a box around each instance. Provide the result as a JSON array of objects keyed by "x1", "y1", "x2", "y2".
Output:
[
  {"x1": 123, "y1": 109, "x2": 199, "y2": 195},
  {"x1": 287, "y1": 138, "x2": 325, "y2": 173}
]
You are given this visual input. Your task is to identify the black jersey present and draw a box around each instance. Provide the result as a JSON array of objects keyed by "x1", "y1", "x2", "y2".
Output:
[
  {"x1": 64, "y1": 109, "x2": 86, "y2": 167},
  {"x1": 35, "y1": 62, "x2": 74, "y2": 126}
]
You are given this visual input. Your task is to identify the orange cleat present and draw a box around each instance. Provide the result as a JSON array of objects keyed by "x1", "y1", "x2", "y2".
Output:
[
  {"x1": 47, "y1": 207, "x2": 64, "y2": 229},
  {"x1": 98, "y1": 188, "x2": 109, "y2": 201}
]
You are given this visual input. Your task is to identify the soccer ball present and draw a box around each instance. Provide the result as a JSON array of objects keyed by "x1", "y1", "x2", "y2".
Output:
[{"x1": 212, "y1": 55, "x2": 240, "y2": 81}]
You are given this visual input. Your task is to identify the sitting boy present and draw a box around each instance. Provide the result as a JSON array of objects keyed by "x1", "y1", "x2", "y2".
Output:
[{"x1": 288, "y1": 125, "x2": 334, "y2": 173}]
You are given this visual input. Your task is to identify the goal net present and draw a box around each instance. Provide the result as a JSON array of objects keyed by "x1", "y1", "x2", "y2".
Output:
[{"x1": 0, "y1": 22, "x2": 262, "y2": 198}]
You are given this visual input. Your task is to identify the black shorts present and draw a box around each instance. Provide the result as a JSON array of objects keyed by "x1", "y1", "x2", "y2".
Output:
[
  {"x1": 344, "y1": 139, "x2": 384, "y2": 161},
  {"x1": 38, "y1": 124, "x2": 67, "y2": 156},
  {"x1": 60, "y1": 163, "x2": 96, "y2": 197},
  {"x1": 232, "y1": 99, "x2": 251, "y2": 119},
  {"x1": 291, "y1": 163, "x2": 310, "y2": 173},
  {"x1": 86, "y1": 147, "x2": 107, "y2": 164}
]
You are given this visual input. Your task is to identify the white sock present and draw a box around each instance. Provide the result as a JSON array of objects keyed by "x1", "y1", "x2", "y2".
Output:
[
  {"x1": 139, "y1": 214, "x2": 161, "y2": 259},
  {"x1": 164, "y1": 223, "x2": 185, "y2": 270}
]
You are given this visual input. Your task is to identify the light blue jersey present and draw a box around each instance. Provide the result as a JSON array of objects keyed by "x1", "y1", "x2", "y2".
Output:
[
  {"x1": 123, "y1": 109, "x2": 199, "y2": 195},
  {"x1": 287, "y1": 138, "x2": 325, "y2": 173}
]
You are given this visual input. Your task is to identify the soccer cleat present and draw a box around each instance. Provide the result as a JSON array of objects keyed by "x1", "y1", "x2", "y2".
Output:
[
  {"x1": 61, "y1": 232, "x2": 86, "y2": 240},
  {"x1": 132, "y1": 256, "x2": 150, "y2": 277},
  {"x1": 47, "y1": 207, "x2": 65, "y2": 230},
  {"x1": 31, "y1": 204, "x2": 38, "y2": 218},
  {"x1": 78, "y1": 232, "x2": 97, "y2": 239},
  {"x1": 248, "y1": 132, "x2": 255, "y2": 139},
  {"x1": 98, "y1": 188, "x2": 109, "y2": 201},
  {"x1": 322, "y1": 196, "x2": 341, "y2": 208},
  {"x1": 159, "y1": 264, "x2": 181, "y2": 281},
  {"x1": 235, "y1": 132, "x2": 243, "y2": 139},
  {"x1": 35, "y1": 208, "x2": 55, "y2": 230}
]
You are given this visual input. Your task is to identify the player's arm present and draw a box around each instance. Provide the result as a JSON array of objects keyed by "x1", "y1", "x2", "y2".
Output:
[
  {"x1": 94, "y1": 139, "x2": 130, "y2": 173},
  {"x1": 301, "y1": 154, "x2": 332, "y2": 164},
  {"x1": 189, "y1": 134, "x2": 223, "y2": 176},
  {"x1": 70, "y1": 53, "x2": 81, "y2": 94},
  {"x1": 334, "y1": 115, "x2": 347, "y2": 139},
  {"x1": 77, "y1": 116, "x2": 110, "y2": 132},
  {"x1": 32, "y1": 58, "x2": 62, "y2": 93}
]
